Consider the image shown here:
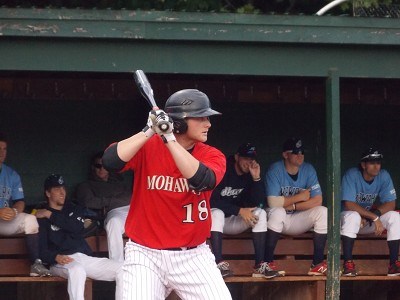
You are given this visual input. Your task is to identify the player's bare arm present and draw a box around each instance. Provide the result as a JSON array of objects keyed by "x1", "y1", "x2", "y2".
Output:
[
  {"x1": 13, "y1": 200, "x2": 25, "y2": 214},
  {"x1": 55, "y1": 254, "x2": 74, "y2": 265},
  {"x1": 344, "y1": 201, "x2": 381, "y2": 220},
  {"x1": 267, "y1": 189, "x2": 310, "y2": 209},
  {"x1": 110, "y1": 110, "x2": 161, "y2": 163},
  {"x1": 35, "y1": 209, "x2": 52, "y2": 219},
  {"x1": 373, "y1": 201, "x2": 395, "y2": 235},
  {"x1": 344, "y1": 201, "x2": 386, "y2": 235},
  {"x1": 284, "y1": 189, "x2": 311, "y2": 206},
  {"x1": 238, "y1": 207, "x2": 258, "y2": 227},
  {"x1": 294, "y1": 194, "x2": 323, "y2": 211},
  {"x1": 165, "y1": 140, "x2": 200, "y2": 179},
  {"x1": 376, "y1": 201, "x2": 396, "y2": 215},
  {"x1": 116, "y1": 132, "x2": 149, "y2": 162},
  {"x1": 249, "y1": 160, "x2": 261, "y2": 180},
  {"x1": 0, "y1": 207, "x2": 15, "y2": 221}
]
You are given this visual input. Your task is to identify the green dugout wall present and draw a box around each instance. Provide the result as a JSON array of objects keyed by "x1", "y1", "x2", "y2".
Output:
[
  {"x1": 1, "y1": 8, "x2": 399, "y2": 201},
  {"x1": 1, "y1": 8, "x2": 400, "y2": 299}
]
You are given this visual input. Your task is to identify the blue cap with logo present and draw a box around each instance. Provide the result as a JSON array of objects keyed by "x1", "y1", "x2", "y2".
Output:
[
  {"x1": 361, "y1": 147, "x2": 383, "y2": 162},
  {"x1": 237, "y1": 142, "x2": 257, "y2": 158},
  {"x1": 283, "y1": 137, "x2": 304, "y2": 154},
  {"x1": 44, "y1": 174, "x2": 65, "y2": 190}
]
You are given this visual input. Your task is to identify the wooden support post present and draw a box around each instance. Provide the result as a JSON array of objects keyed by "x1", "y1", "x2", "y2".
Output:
[{"x1": 325, "y1": 68, "x2": 341, "y2": 300}]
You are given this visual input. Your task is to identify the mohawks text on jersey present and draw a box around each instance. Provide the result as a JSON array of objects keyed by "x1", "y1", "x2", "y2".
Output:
[{"x1": 147, "y1": 175, "x2": 200, "y2": 195}]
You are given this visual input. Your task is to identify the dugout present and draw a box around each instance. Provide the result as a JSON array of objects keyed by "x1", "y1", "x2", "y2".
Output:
[{"x1": 1, "y1": 7, "x2": 400, "y2": 300}]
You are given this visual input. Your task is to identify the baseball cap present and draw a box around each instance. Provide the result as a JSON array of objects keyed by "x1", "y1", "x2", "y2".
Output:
[
  {"x1": 360, "y1": 147, "x2": 383, "y2": 162},
  {"x1": 44, "y1": 174, "x2": 65, "y2": 190},
  {"x1": 237, "y1": 143, "x2": 257, "y2": 158},
  {"x1": 283, "y1": 137, "x2": 304, "y2": 154}
]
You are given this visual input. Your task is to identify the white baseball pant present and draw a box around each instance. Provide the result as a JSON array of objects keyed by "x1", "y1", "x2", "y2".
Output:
[
  {"x1": 0, "y1": 212, "x2": 39, "y2": 235},
  {"x1": 105, "y1": 205, "x2": 129, "y2": 262},
  {"x1": 51, "y1": 252, "x2": 123, "y2": 300},
  {"x1": 211, "y1": 208, "x2": 267, "y2": 234},
  {"x1": 123, "y1": 241, "x2": 232, "y2": 300},
  {"x1": 267, "y1": 206, "x2": 327, "y2": 235},
  {"x1": 341, "y1": 210, "x2": 400, "y2": 240}
]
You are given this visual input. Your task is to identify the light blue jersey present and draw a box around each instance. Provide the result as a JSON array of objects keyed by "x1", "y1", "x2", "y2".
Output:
[
  {"x1": 265, "y1": 160, "x2": 322, "y2": 199},
  {"x1": 0, "y1": 164, "x2": 24, "y2": 208},
  {"x1": 341, "y1": 167, "x2": 396, "y2": 211}
]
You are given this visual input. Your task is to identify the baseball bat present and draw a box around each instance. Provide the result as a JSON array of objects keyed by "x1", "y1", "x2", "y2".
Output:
[{"x1": 133, "y1": 70, "x2": 170, "y2": 132}]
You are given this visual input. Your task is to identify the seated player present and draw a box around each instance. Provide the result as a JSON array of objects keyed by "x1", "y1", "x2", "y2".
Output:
[
  {"x1": 210, "y1": 143, "x2": 278, "y2": 279},
  {"x1": 340, "y1": 148, "x2": 400, "y2": 277},
  {"x1": 265, "y1": 137, "x2": 328, "y2": 276},
  {"x1": 36, "y1": 174, "x2": 123, "y2": 299}
]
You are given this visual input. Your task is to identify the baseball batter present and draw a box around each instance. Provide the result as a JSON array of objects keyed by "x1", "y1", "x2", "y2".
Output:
[
  {"x1": 265, "y1": 137, "x2": 328, "y2": 276},
  {"x1": 103, "y1": 89, "x2": 232, "y2": 300},
  {"x1": 340, "y1": 148, "x2": 400, "y2": 276}
]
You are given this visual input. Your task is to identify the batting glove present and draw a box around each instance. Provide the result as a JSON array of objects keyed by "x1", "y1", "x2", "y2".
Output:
[
  {"x1": 150, "y1": 110, "x2": 174, "y2": 135},
  {"x1": 161, "y1": 132, "x2": 176, "y2": 144},
  {"x1": 142, "y1": 111, "x2": 156, "y2": 138}
]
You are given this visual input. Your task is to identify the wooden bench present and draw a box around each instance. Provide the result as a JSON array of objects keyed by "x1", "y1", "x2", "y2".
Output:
[
  {"x1": 77, "y1": 231, "x2": 400, "y2": 299},
  {"x1": 0, "y1": 235, "x2": 102, "y2": 300},
  {"x1": 2, "y1": 231, "x2": 398, "y2": 299},
  {"x1": 207, "y1": 231, "x2": 400, "y2": 300}
]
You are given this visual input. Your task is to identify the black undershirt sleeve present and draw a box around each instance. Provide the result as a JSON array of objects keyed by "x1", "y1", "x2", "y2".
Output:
[
  {"x1": 102, "y1": 143, "x2": 126, "y2": 172},
  {"x1": 187, "y1": 162, "x2": 216, "y2": 192}
]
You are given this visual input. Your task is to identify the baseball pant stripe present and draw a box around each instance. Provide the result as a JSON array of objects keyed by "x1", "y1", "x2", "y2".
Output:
[{"x1": 123, "y1": 241, "x2": 231, "y2": 300}]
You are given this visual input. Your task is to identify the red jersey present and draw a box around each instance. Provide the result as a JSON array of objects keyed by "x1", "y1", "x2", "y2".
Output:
[{"x1": 122, "y1": 136, "x2": 226, "y2": 249}]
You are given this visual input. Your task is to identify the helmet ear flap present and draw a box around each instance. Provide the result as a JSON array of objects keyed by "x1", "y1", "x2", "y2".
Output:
[{"x1": 173, "y1": 119, "x2": 188, "y2": 134}]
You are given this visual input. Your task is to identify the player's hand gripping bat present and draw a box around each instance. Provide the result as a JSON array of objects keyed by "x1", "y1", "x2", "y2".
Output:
[{"x1": 133, "y1": 70, "x2": 170, "y2": 132}]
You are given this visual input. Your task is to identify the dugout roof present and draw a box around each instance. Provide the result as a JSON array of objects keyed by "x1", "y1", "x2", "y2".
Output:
[{"x1": 0, "y1": 8, "x2": 399, "y2": 78}]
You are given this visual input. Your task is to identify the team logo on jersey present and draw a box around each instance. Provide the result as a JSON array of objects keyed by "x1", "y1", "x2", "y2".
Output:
[
  {"x1": 0, "y1": 185, "x2": 12, "y2": 201},
  {"x1": 355, "y1": 193, "x2": 377, "y2": 204},
  {"x1": 147, "y1": 175, "x2": 191, "y2": 193},
  {"x1": 280, "y1": 186, "x2": 301, "y2": 197},
  {"x1": 311, "y1": 184, "x2": 321, "y2": 191},
  {"x1": 51, "y1": 224, "x2": 60, "y2": 231},
  {"x1": 220, "y1": 187, "x2": 244, "y2": 198}
]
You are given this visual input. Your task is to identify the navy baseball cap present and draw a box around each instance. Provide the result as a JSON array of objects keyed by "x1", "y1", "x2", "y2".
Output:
[
  {"x1": 283, "y1": 137, "x2": 304, "y2": 154},
  {"x1": 237, "y1": 143, "x2": 257, "y2": 158},
  {"x1": 360, "y1": 147, "x2": 383, "y2": 162},
  {"x1": 44, "y1": 174, "x2": 65, "y2": 190}
]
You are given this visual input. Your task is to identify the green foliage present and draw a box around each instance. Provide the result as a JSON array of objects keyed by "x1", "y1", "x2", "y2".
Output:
[
  {"x1": 236, "y1": 3, "x2": 260, "y2": 14},
  {"x1": 356, "y1": 0, "x2": 393, "y2": 7}
]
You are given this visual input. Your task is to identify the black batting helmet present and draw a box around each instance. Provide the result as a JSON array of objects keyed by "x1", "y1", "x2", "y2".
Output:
[
  {"x1": 164, "y1": 89, "x2": 221, "y2": 134},
  {"x1": 360, "y1": 147, "x2": 383, "y2": 162}
]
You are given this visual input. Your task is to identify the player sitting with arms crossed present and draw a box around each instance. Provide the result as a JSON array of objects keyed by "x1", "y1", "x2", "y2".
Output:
[
  {"x1": 340, "y1": 148, "x2": 400, "y2": 277},
  {"x1": 0, "y1": 132, "x2": 50, "y2": 277},
  {"x1": 36, "y1": 174, "x2": 123, "y2": 300},
  {"x1": 265, "y1": 137, "x2": 328, "y2": 276},
  {"x1": 76, "y1": 151, "x2": 131, "y2": 262},
  {"x1": 210, "y1": 142, "x2": 278, "y2": 279},
  {"x1": 103, "y1": 89, "x2": 232, "y2": 300}
]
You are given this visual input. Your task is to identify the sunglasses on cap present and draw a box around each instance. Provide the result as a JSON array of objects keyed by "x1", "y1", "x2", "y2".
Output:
[
  {"x1": 94, "y1": 163, "x2": 103, "y2": 169},
  {"x1": 361, "y1": 153, "x2": 383, "y2": 161}
]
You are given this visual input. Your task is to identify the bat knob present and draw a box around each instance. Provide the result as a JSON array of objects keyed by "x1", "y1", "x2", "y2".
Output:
[{"x1": 159, "y1": 121, "x2": 170, "y2": 132}]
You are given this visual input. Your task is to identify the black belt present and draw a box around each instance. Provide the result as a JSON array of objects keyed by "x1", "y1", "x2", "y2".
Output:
[
  {"x1": 163, "y1": 246, "x2": 198, "y2": 251},
  {"x1": 131, "y1": 239, "x2": 199, "y2": 251}
]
